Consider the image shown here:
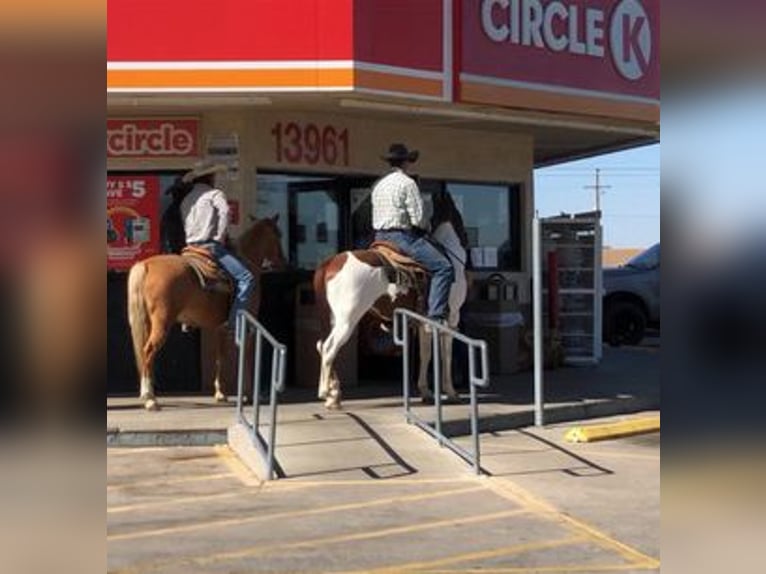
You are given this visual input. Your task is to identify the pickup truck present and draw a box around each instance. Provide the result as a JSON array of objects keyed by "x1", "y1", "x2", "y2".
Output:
[{"x1": 602, "y1": 243, "x2": 660, "y2": 346}]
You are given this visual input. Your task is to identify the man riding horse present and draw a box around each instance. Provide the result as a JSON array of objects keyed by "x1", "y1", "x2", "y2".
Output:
[
  {"x1": 127, "y1": 159, "x2": 285, "y2": 410},
  {"x1": 372, "y1": 143, "x2": 454, "y2": 325},
  {"x1": 180, "y1": 160, "x2": 255, "y2": 331}
]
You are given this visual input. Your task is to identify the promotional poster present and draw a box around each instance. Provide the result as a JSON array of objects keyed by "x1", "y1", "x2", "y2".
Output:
[{"x1": 107, "y1": 175, "x2": 160, "y2": 270}]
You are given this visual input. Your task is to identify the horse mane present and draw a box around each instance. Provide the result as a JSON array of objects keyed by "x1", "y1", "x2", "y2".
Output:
[{"x1": 431, "y1": 191, "x2": 469, "y2": 248}]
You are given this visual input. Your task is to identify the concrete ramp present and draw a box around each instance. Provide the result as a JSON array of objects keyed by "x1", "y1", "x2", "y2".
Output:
[{"x1": 229, "y1": 408, "x2": 471, "y2": 482}]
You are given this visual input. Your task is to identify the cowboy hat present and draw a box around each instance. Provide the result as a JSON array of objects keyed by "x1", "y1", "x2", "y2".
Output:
[
  {"x1": 181, "y1": 159, "x2": 228, "y2": 183},
  {"x1": 381, "y1": 143, "x2": 419, "y2": 163}
]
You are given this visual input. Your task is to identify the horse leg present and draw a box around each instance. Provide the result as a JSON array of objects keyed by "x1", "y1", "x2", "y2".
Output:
[
  {"x1": 441, "y1": 334, "x2": 460, "y2": 402},
  {"x1": 417, "y1": 325, "x2": 434, "y2": 402},
  {"x1": 318, "y1": 320, "x2": 354, "y2": 410},
  {"x1": 317, "y1": 332, "x2": 334, "y2": 400},
  {"x1": 213, "y1": 326, "x2": 228, "y2": 403},
  {"x1": 141, "y1": 310, "x2": 170, "y2": 411}
]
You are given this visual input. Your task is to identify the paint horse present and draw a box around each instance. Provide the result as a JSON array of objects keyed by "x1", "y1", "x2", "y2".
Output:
[
  {"x1": 127, "y1": 215, "x2": 285, "y2": 411},
  {"x1": 313, "y1": 190, "x2": 469, "y2": 409}
]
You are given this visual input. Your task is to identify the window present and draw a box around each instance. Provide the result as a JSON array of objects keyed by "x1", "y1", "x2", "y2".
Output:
[
  {"x1": 445, "y1": 182, "x2": 521, "y2": 271},
  {"x1": 255, "y1": 173, "x2": 342, "y2": 270},
  {"x1": 626, "y1": 243, "x2": 660, "y2": 270},
  {"x1": 253, "y1": 172, "x2": 521, "y2": 272}
]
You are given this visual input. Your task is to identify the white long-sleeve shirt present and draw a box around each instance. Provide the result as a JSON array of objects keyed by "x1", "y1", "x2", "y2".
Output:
[
  {"x1": 180, "y1": 183, "x2": 230, "y2": 243},
  {"x1": 371, "y1": 168, "x2": 426, "y2": 231}
]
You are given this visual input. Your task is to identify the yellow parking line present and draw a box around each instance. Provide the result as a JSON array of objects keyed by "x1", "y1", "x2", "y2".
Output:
[
  {"x1": 116, "y1": 508, "x2": 529, "y2": 573},
  {"x1": 107, "y1": 472, "x2": 236, "y2": 491},
  {"x1": 108, "y1": 484, "x2": 487, "y2": 542},
  {"x1": 565, "y1": 417, "x2": 660, "y2": 443},
  {"x1": 423, "y1": 562, "x2": 658, "y2": 573},
  {"x1": 484, "y1": 478, "x2": 660, "y2": 569},
  {"x1": 213, "y1": 445, "x2": 261, "y2": 486},
  {"x1": 108, "y1": 490, "x2": 246, "y2": 514},
  {"x1": 338, "y1": 536, "x2": 587, "y2": 574},
  {"x1": 263, "y1": 477, "x2": 473, "y2": 489},
  {"x1": 107, "y1": 446, "x2": 178, "y2": 455}
]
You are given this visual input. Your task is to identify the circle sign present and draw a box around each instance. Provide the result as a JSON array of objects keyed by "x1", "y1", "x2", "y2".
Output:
[{"x1": 610, "y1": 0, "x2": 652, "y2": 81}]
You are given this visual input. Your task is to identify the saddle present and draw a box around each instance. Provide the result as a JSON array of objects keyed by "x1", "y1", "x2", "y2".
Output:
[
  {"x1": 181, "y1": 246, "x2": 234, "y2": 294},
  {"x1": 370, "y1": 241, "x2": 428, "y2": 288},
  {"x1": 368, "y1": 241, "x2": 430, "y2": 324}
]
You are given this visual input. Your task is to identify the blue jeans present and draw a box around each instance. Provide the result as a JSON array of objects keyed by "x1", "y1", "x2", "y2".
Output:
[
  {"x1": 194, "y1": 241, "x2": 255, "y2": 327},
  {"x1": 375, "y1": 230, "x2": 454, "y2": 320}
]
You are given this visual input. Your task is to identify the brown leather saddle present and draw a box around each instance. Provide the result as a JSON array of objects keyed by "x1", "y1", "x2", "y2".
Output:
[
  {"x1": 370, "y1": 241, "x2": 428, "y2": 287},
  {"x1": 181, "y1": 246, "x2": 234, "y2": 295},
  {"x1": 368, "y1": 241, "x2": 430, "y2": 323}
]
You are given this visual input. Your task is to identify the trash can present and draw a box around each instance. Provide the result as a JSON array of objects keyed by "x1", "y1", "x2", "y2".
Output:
[
  {"x1": 294, "y1": 282, "x2": 357, "y2": 388},
  {"x1": 463, "y1": 274, "x2": 524, "y2": 375}
]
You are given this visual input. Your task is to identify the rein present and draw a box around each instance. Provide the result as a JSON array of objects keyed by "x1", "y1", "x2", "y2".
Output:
[{"x1": 438, "y1": 242, "x2": 467, "y2": 268}]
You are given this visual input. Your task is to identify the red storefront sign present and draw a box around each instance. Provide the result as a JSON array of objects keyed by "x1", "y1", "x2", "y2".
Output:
[
  {"x1": 107, "y1": 1, "x2": 658, "y2": 120},
  {"x1": 107, "y1": 175, "x2": 161, "y2": 270},
  {"x1": 459, "y1": 0, "x2": 660, "y2": 114},
  {"x1": 107, "y1": 119, "x2": 199, "y2": 159},
  {"x1": 108, "y1": 1, "x2": 353, "y2": 62}
]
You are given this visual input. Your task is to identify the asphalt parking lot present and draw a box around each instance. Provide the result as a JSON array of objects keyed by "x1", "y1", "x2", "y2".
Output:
[{"x1": 108, "y1": 411, "x2": 659, "y2": 573}]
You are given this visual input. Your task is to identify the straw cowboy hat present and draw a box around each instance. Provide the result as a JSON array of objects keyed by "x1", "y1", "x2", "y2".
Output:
[
  {"x1": 182, "y1": 159, "x2": 229, "y2": 183},
  {"x1": 381, "y1": 143, "x2": 419, "y2": 163}
]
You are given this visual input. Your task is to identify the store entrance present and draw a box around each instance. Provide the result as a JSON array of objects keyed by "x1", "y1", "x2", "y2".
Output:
[{"x1": 255, "y1": 171, "x2": 406, "y2": 386}]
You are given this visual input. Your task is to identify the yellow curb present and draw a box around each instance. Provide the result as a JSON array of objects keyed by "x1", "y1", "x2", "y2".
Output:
[{"x1": 565, "y1": 416, "x2": 660, "y2": 443}]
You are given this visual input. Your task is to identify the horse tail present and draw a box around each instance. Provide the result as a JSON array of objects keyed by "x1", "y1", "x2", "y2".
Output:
[{"x1": 127, "y1": 261, "x2": 149, "y2": 374}]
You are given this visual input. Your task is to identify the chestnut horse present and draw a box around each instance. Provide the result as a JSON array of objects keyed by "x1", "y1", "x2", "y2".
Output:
[
  {"x1": 313, "y1": 190, "x2": 469, "y2": 409},
  {"x1": 127, "y1": 215, "x2": 285, "y2": 410}
]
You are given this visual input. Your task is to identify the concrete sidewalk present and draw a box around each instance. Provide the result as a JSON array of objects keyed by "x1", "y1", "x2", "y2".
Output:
[{"x1": 107, "y1": 343, "x2": 659, "y2": 443}]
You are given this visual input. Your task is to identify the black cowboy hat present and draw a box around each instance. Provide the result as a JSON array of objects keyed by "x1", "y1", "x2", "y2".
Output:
[{"x1": 381, "y1": 143, "x2": 419, "y2": 163}]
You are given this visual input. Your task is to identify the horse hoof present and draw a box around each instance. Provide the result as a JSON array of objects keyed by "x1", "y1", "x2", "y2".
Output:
[
  {"x1": 214, "y1": 392, "x2": 227, "y2": 403},
  {"x1": 444, "y1": 395, "x2": 463, "y2": 405},
  {"x1": 144, "y1": 399, "x2": 160, "y2": 411},
  {"x1": 420, "y1": 395, "x2": 434, "y2": 405},
  {"x1": 325, "y1": 401, "x2": 342, "y2": 411}
]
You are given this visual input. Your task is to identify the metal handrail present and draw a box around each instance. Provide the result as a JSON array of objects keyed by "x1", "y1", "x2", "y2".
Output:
[
  {"x1": 235, "y1": 310, "x2": 287, "y2": 481},
  {"x1": 393, "y1": 308, "x2": 489, "y2": 475}
]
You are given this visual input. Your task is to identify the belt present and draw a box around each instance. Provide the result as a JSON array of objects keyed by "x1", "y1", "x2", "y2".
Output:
[
  {"x1": 378, "y1": 227, "x2": 415, "y2": 234},
  {"x1": 188, "y1": 239, "x2": 221, "y2": 246}
]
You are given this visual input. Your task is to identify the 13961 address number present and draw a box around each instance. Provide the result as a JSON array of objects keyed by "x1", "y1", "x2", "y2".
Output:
[{"x1": 271, "y1": 122, "x2": 349, "y2": 166}]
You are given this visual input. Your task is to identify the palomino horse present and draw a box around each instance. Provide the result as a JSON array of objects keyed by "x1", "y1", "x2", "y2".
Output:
[
  {"x1": 127, "y1": 215, "x2": 285, "y2": 410},
  {"x1": 313, "y1": 190, "x2": 469, "y2": 409}
]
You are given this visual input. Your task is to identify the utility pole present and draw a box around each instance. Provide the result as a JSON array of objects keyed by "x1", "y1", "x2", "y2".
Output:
[{"x1": 584, "y1": 168, "x2": 611, "y2": 212}]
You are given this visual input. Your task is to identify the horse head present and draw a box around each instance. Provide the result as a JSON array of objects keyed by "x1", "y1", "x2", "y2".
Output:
[
  {"x1": 238, "y1": 214, "x2": 287, "y2": 271},
  {"x1": 431, "y1": 189, "x2": 469, "y2": 248}
]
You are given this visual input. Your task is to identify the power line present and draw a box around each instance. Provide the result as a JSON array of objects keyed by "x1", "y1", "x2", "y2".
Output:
[
  {"x1": 535, "y1": 166, "x2": 659, "y2": 172},
  {"x1": 583, "y1": 169, "x2": 611, "y2": 212}
]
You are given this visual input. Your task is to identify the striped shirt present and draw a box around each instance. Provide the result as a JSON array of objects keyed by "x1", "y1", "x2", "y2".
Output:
[
  {"x1": 371, "y1": 168, "x2": 426, "y2": 231},
  {"x1": 180, "y1": 182, "x2": 230, "y2": 244}
]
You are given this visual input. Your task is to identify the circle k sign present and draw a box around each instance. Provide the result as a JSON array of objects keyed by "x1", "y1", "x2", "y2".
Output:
[
  {"x1": 610, "y1": 0, "x2": 651, "y2": 80},
  {"x1": 480, "y1": 0, "x2": 654, "y2": 81}
]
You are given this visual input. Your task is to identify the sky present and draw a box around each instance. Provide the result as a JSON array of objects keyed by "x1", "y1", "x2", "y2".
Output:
[{"x1": 533, "y1": 143, "x2": 660, "y2": 249}]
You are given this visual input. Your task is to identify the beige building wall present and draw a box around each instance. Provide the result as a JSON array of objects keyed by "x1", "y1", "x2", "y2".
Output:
[
  {"x1": 107, "y1": 106, "x2": 536, "y2": 296},
  {"x1": 108, "y1": 105, "x2": 536, "y2": 391}
]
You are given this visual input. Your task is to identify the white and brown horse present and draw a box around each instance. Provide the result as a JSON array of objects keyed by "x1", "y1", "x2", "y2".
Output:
[
  {"x1": 313, "y1": 190, "x2": 469, "y2": 409},
  {"x1": 127, "y1": 215, "x2": 285, "y2": 410}
]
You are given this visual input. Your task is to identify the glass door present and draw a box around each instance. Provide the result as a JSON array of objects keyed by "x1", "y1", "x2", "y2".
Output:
[{"x1": 288, "y1": 179, "x2": 342, "y2": 270}]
